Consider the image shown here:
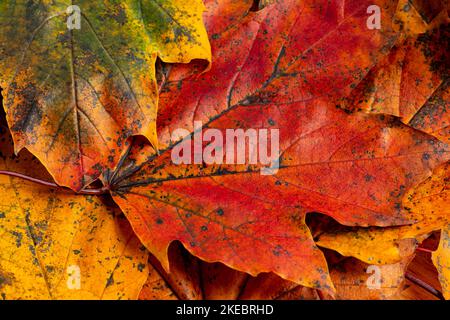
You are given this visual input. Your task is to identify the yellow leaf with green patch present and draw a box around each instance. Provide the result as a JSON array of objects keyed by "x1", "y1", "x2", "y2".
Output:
[{"x1": 0, "y1": 0, "x2": 211, "y2": 191}]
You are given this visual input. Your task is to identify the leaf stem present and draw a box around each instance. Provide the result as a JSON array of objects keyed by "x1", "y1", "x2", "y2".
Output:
[
  {"x1": 416, "y1": 247, "x2": 434, "y2": 254},
  {"x1": 405, "y1": 271, "x2": 444, "y2": 300},
  {"x1": 0, "y1": 170, "x2": 109, "y2": 195},
  {"x1": 0, "y1": 170, "x2": 59, "y2": 188}
]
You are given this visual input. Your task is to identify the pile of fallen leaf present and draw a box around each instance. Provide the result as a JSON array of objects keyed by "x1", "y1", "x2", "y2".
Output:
[{"x1": 0, "y1": 0, "x2": 448, "y2": 300}]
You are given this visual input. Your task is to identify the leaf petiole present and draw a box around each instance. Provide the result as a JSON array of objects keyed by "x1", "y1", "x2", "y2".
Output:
[
  {"x1": 405, "y1": 271, "x2": 444, "y2": 300},
  {"x1": 0, "y1": 170, "x2": 109, "y2": 195}
]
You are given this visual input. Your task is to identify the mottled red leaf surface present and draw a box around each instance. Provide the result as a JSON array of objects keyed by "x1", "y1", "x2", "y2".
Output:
[
  {"x1": 105, "y1": 0, "x2": 450, "y2": 293},
  {"x1": 341, "y1": 24, "x2": 449, "y2": 144}
]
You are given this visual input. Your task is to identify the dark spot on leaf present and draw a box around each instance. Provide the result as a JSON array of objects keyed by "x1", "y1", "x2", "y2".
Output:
[
  {"x1": 11, "y1": 231, "x2": 22, "y2": 248},
  {"x1": 0, "y1": 272, "x2": 12, "y2": 289},
  {"x1": 272, "y1": 245, "x2": 283, "y2": 256},
  {"x1": 45, "y1": 266, "x2": 54, "y2": 273},
  {"x1": 10, "y1": 83, "x2": 42, "y2": 135}
]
